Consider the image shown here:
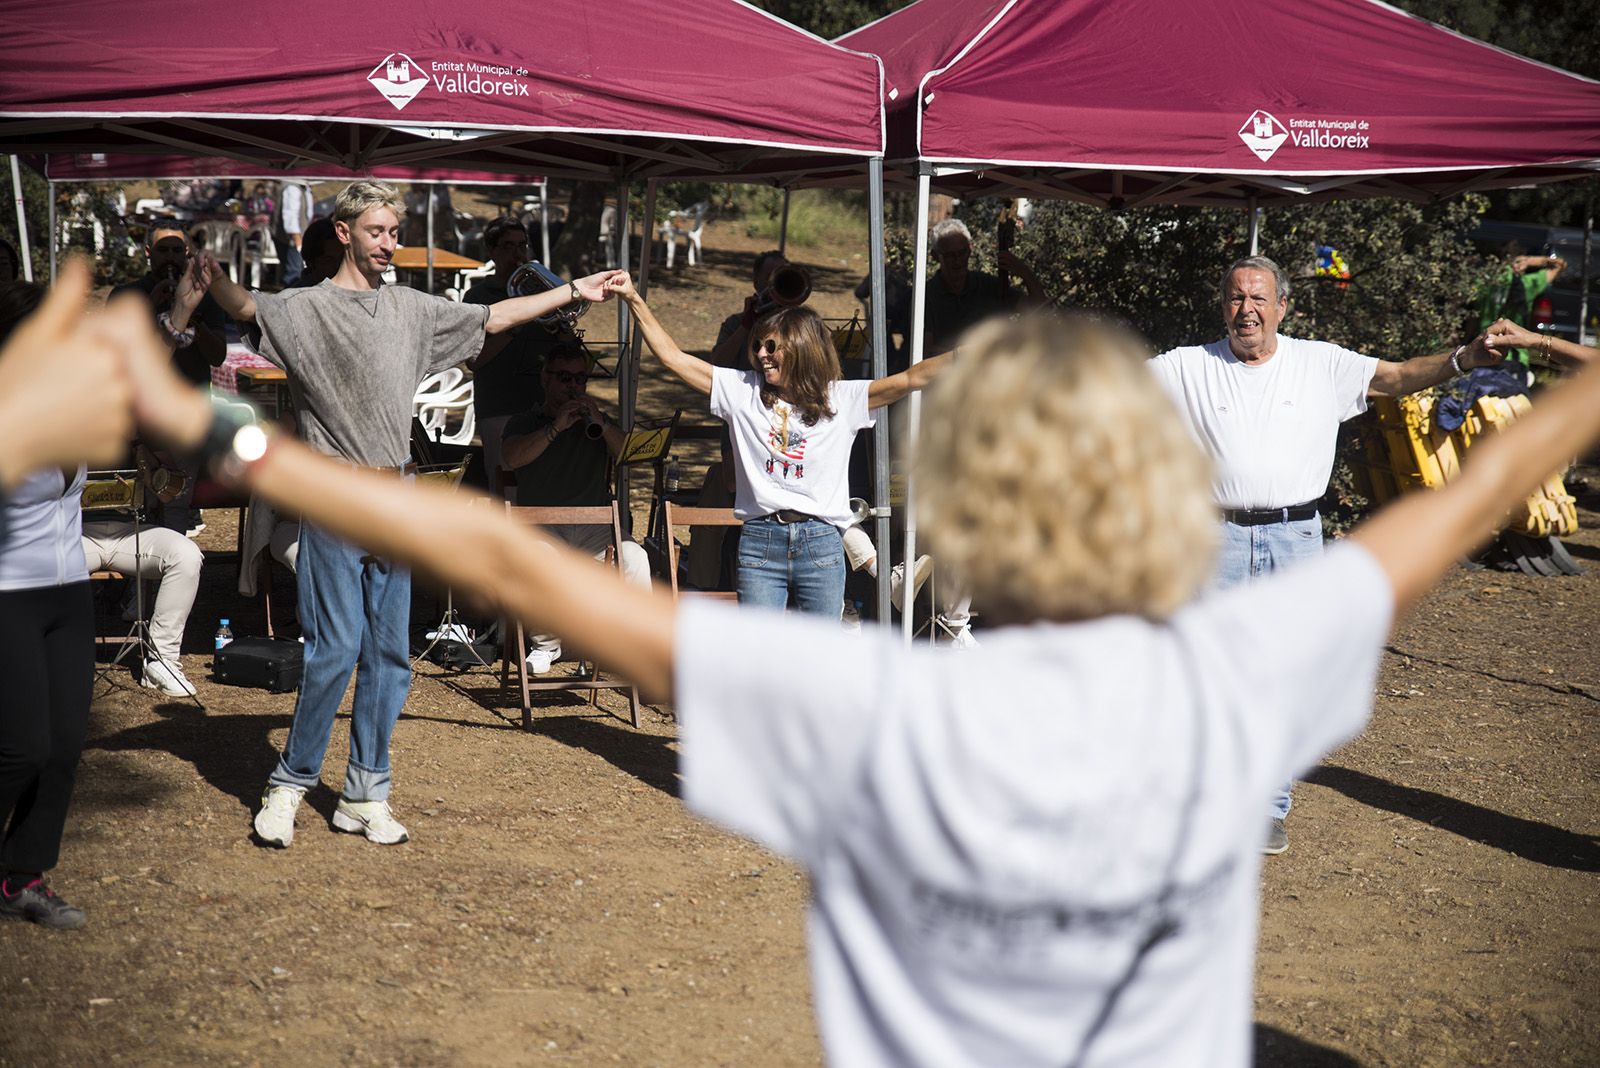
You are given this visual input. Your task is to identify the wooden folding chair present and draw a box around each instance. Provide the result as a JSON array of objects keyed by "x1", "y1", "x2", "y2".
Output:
[
  {"x1": 663, "y1": 502, "x2": 742, "y2": 602},
  {"x1": 500, "y1": 502, "x2": 641, "y2": 730}
]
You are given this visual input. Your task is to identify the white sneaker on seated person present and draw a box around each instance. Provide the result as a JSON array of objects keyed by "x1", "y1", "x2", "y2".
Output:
[{"x1": 525, "y1": 635, "x2": 561, "y2": 675}]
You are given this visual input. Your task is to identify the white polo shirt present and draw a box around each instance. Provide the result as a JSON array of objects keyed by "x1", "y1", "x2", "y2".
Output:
[{"x1": 1149, "y1": 336, "x2": 1378, "y2": 510}]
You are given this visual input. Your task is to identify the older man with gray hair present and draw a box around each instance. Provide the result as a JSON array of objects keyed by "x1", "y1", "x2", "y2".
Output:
[{"x1": 1149, "y1": 255, "x2": 1494, "y2": 855}]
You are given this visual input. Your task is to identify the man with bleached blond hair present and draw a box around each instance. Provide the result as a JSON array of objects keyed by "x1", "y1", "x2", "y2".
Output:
[{"x1": 197, "y1": 179, "x2": 617, "y2": 849}]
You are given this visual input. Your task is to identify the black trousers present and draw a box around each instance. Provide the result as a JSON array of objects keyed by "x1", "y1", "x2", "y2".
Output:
[{"x1": 0, "y1": 582, "x2": 92, "y2": 875}]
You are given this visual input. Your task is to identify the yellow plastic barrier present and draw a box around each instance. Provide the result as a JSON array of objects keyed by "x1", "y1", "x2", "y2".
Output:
[{"x1": 1367, "y1": 391, "x2": 1578, "y2": 538}]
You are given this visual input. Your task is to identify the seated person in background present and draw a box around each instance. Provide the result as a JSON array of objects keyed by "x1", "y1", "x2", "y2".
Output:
[
  {"x1": 501, "y1": 341, "x2": 649, "y2": 673},
  {"x1": 80, "y1": 451, "x2": 205, "y2": 696},
  {"x1": 465, "y1": 219, "x2": 570, "y2": 483},
  {"x1": 111, "y1": 224, "x2": 228, "y2": 536},
  {"x1": 289, "y1": 218, "x2": 342, "y2": 290}
]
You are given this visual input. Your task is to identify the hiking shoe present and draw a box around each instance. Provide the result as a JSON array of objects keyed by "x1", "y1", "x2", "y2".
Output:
[
  {"x1": 253, "y1": 785, "x2": 305, "y2": 848},
  {"x1": 524, "y1": 636, "x2": 561, "y2": 676},
  {"x1": 332, "y1": 799, "x2": 410, "y2": 845},
  {"x1": 889, "y1": 555, "x2": 933, "y2": 611},
  {"x1": 0, "y1": 877, "x2": 86, "y2": 930},
  {"x1": 141, "y1": 657, "x2": 197, "y2": 697},
  {"x1": 1264, "y1": 817, "x2": 1289, "y2": 856}
]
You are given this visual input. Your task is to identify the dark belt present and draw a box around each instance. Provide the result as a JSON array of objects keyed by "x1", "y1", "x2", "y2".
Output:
[
  {"x1": 760, "y1": 509, "x2": 818, "y2": 524},
  {"x1": 1222, "y1": 503, "x2": 1319, "y2": 526},
  {"x1": 365, "y1": 460, "x2": 418, "y2": 477}
]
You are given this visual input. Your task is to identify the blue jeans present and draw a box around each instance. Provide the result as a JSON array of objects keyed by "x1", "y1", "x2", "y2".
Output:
[
  {"x1": 1213, "y1": 514, "x2": 1324, "y2": 820},
  {"x1": 735, "y1": 516, "x2": 846, "y2": 619},
  {"x1": 269, "y1": 520, "x2": 412, "y2": 801}
]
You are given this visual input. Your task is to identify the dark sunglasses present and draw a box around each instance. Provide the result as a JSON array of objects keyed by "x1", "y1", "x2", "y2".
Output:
[
  {"x1": 751, "y1": 338, "x2": 779, "y2": 356},
  {"x1": 545, "y1": 370, "x2": 589, "y2": 386}
]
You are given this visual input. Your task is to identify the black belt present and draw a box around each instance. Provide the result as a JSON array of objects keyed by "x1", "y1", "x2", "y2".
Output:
[
  {"x1": 760, "y1": 509, "x2": 818, "y2": 524},
  {"x1": 1222, "y1": 503, "x2": 1319, "y2": 526}
]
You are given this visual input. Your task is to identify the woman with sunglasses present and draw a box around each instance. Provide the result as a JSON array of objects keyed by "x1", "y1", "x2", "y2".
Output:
[{"x1": 605, "y1": 270, "x2": 951, "y2": 617}]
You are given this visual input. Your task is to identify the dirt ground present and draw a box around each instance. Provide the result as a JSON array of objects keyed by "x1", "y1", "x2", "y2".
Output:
[{"x1": 2, "y1": 224, "x2": 1597, "y2": 1067}]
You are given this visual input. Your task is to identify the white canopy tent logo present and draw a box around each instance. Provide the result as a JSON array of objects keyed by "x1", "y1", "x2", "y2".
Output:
[
  {"x1": 1238, "y1": 110, "x2": 1288, "y2": 162},
  {"x1": 369, "y1": 53, "x2": 430, "y2": 111}
]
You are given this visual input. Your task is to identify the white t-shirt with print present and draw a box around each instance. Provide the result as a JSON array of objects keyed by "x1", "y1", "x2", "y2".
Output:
[
  {"x1": 677, "y1": 544, "x2": 1393, "y2": 1068},
  {"x1": 710, "y1": 367, "x2": 874, "y2": 530},
  {"x1": 1149, "y1": 336, "x2": 1378, "y2": 510}
]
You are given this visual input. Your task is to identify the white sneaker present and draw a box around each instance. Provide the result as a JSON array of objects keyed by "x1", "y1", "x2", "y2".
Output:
[
  {"x1": 332, "y1": 798, "x2": 410, "y2": 845},
  {"x1": 184, "y1": 521, "x2": 207, "y2": 538},
  {"x1": 841, "y1": 602, "x2": 862, "y2": 633},
  {"x1": 943, "y1": 621, "x2": 980, "y2": 649},
  {"x1": 889, "y1": 555, "x2": 933, "y2": 611},
  {"x1": 253, "y1": 785, "x2": 305, "y2": 848},
  {"x1": 524, "y1": 636, "x2": 561, "y2": 675},
  {"x1": 141, "y1": 657, "x2": 197, "y2": 697}
]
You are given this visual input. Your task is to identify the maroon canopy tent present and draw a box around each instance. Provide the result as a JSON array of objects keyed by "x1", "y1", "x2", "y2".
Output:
[
  {"x1": 40, "y1": 153, "x2": 541, "y2": 187},
  {"x1": 840, "y1": 0, "x2": 1600, "y2": 207},
  {"x1": 0, "y1": 0, "x2": 883, "y2": 183}
]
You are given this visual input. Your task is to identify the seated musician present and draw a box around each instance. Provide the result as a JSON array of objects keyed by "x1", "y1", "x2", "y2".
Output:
[
  {"x1": 80, "y1": 448, "x2": 204, "y2": 696},
  {"x1": 500, "y1": 341, "x2": 649, "y2": 673}
]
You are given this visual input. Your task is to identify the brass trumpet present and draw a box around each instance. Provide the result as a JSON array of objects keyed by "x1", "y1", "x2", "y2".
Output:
[{"x1": 506, "y1": 260, "x2": 589, "y2": 334}]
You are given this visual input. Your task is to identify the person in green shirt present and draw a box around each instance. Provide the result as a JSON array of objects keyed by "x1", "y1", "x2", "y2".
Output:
[{"x1": 1475, "y1": 244, "x2": 1566, "y2": 368}]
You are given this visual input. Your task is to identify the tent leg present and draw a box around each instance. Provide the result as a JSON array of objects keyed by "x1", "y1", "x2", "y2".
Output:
[
  {"x1": 426, "y1": 186, "x2": 435, "y2": 294},
  {"x1": 48, "y1": 180, "x2": 56, "y2": 281},
  {"x1": 10, "y1": 156, "x2": 33, "y2": 282},
  {"x1": 1580, "y1": 208, "x2": 1593, "y2": 347},
  {"x1": 902, "y1": 166, "x2": 932, "y2": 644},
  {"x1": 778, "y1": 188, "x2": 792, "y2": 256},
  {"x1": 868, "y1": 159, "x2": 892, "y2": 625},
  {"x1": 614, "y1": 179, "x2": 634, "y2": 520},
  {"x1": 540, "y1": 182, "x2": 551, "y2": 266},
  {"x1": 1247, "y1": 195, "x2": 1260, "y2": 257}
]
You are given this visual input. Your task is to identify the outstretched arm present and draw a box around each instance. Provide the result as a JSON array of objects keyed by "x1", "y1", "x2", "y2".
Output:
[
  {"x1": 1368, "y1": 335, "x2": 1495, "y2": 398},
  {"x1": 1353, "y1": 353, "x2": 1600, "y2": 614},
  {"x1": 1485, "y1": 318, "x2": 1594, "y2": 369},
  {"x1": 866, "y1": 350, "x2": 955, "y2": 409},
  {"x1": 198, "y1": 251, "x2": 258, "y2": 323},
  {"x1": 485, "y1": 270, "x2": 613, "y2": 335},
  {"x1": 606, "y1": 272, "x2": 714, "y2": 396}
]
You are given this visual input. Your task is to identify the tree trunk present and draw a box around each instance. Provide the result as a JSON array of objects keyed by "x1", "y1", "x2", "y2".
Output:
[{"x1": 551, "y1": 179, "x2": 607, "y2": 278}]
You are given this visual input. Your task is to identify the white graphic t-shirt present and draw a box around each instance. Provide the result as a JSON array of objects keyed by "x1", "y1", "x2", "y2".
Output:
[
  {"x1": 677, "y1": 544, "x2": 1393, "y2": 1068},
  {"x1": 1149, "y1": 336, "x2": 1378, "y2": 510},
  {"x1": 710, "y1": 367, "x2": 874, "y2": 530}
]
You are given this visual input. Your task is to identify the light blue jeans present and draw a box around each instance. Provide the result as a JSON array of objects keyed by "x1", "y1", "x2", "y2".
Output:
[
  {"x1": 1213, "y1": 514, "x2": 1324, "y2": 821},
  {"x1": 269, "y1": 519, "x2": 412, "y2": 801},
  {"x1": 735, "y1": 516, "x2": 846, "y2": 619}
]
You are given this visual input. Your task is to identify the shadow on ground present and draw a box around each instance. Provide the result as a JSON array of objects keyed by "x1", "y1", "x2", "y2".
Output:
[
  {"x1": 1308, "y1": 764, "x2": 1600, "y2": 871},
  {"x1": 1254, "y1": 1023, "x2": 1362, "y2": 1066}
]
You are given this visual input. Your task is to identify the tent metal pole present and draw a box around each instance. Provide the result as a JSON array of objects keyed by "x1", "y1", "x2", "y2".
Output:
[
  {"x1": 901, "y1": 165, "x2": 932, "y2": 644},
  {"x1": 614, "y1": 179, "x2": 634, "y2": 522},
  {"x1": 10, "y1": 156, "x2": 33, "y2": 282},
  {"x1": 615, "y1": 178, "x2": 658, "y2": 530},
  {"x1": 867, "y1": 158, "x2": 892, "y2": 625},
  {"x1": 426, "y1": 186, "x2": 435, "y2": 294},
  {"x1": 778, "y1": 188, "x2": 792, "y2": 255},
  {"x1": 47, "y1": 180, "x2": 56, "y2": 280},
  {"x1": 539, "y1": 181, "x2": 551, "y2": 265},
  {"x1": 1580, "y1": 207, "x2": 1593, "y2": 347},
  {"x1": 1247, "y1": 195, "x2": 1260, "y2": 257}
]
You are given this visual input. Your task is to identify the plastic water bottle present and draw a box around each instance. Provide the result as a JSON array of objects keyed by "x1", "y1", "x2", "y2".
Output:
[
  {"x1": 664, "y1": 455, "x2": 681, "y2": 494},
  {"x1": 214, "y1": 618, "x2": 234, "y2": 652}
]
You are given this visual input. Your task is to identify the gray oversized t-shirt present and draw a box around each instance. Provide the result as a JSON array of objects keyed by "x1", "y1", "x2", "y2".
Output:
[{"x1": 250, "y1": 281, "x2": 488, "y2": 466}]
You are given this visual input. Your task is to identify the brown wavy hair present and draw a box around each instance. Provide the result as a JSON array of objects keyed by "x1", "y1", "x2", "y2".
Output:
[{"x1": 751, "y1": 305, "x2": 840, "y2": 425}]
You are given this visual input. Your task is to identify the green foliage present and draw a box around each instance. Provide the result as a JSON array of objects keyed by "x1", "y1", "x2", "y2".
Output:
[
  {"x1": 742, "y1": 188, "x2": 866, "y2": 248},
  {"x1": 1, "y1": 158, "x2": 144, "y2": 286},
  {"x1": 745, "y1": 0, "x2": 912, "y2": 41}
]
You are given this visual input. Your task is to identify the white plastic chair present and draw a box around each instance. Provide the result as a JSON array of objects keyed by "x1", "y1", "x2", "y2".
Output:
[
  {"x1": 660, "y1": 202, "x2": 707, "y2": 268},
  {"x1": 245, "y1": 221, "x2": 279, "y2": 288}
]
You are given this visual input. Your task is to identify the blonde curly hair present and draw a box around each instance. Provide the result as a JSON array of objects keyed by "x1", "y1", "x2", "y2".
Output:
[{"x1": 916, "y1": 313, "x2": 1218, "y2": 625}]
